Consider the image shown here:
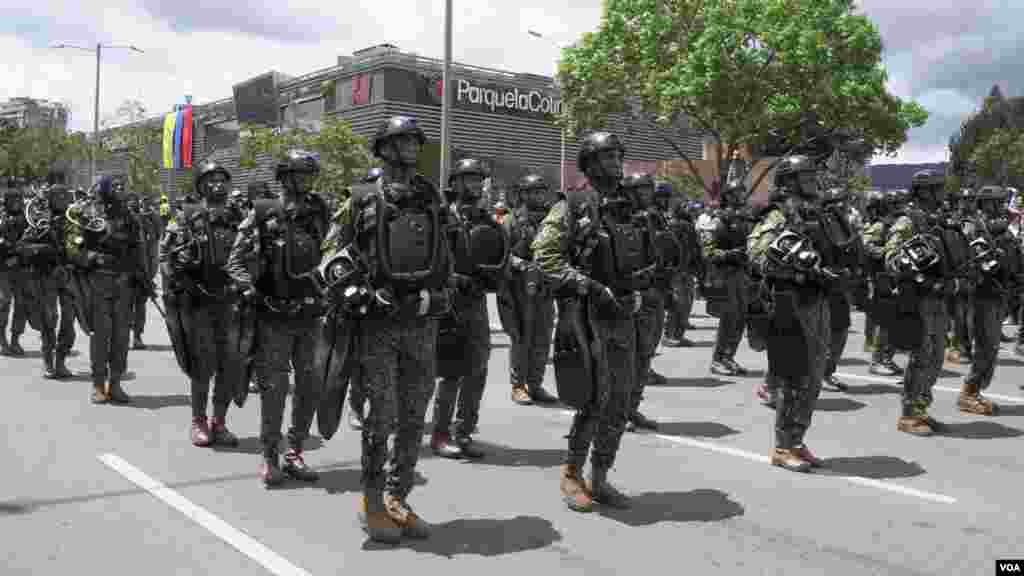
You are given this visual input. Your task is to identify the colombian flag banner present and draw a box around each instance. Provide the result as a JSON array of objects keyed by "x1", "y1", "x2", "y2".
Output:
[
  {"x1": 172, "y1": 108, "x2": 184, "y2": 169},
  {"x1": 162, "y1": 112, "x2": 176, "y2": 169},
  {"x1": 182, "y1": 106, "x2": 193, "y2": 168}
]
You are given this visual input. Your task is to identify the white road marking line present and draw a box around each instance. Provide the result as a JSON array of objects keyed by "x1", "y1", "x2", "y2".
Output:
[
  {"x1": 834, "y1": 372, "x2": 1024, "y2": 403},
  {"x1": 98, "y1": 453, "x2": 312, "y2": 576},
  {"x1": 557, "y1": 410, "x2": 957, "y2": 505}
]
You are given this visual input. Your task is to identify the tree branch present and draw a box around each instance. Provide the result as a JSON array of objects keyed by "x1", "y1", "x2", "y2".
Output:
[{"x1": 639, "y1": 114, "x2": 713, "y2": 196}]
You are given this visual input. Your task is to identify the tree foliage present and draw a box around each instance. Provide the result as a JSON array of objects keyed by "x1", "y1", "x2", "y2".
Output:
[
  {"x1": 0, "y1": 122, "x2": 87, "y2": 182},
  {"x1": 239, "y1": 117, "x2": 374, "y2": 200},
  {"x1": 99, "y1": 100, "x2": 163, "y2": 198},
  {"x1": 556, "y1": 0, "x2": 928, "y2": 197},
  {"x1": 948, "y1": 85, "x2": 1024, "y2": 190}
]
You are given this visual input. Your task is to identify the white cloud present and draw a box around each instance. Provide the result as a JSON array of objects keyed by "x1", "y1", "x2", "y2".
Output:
[{"x1": 1, "y1": 0, "x2": 602, "y2": 134}]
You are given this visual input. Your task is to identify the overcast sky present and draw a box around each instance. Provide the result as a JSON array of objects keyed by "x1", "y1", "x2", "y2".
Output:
[{"x1": 2, "y1": 0, "x2": 1018, "y2": 165}]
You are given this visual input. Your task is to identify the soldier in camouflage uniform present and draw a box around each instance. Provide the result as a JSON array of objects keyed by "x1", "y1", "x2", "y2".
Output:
[
  {"x1": 429, "y1": 158, "x2": 498, "y2": 460},
  {"x1": 65, "y1": 176, "x2": 149, "y2": 404},
  {"x1": 0, "y1": 188, "x2": 28, "y2": 356},
  {"x1": 958, "y1": 185, "x2": 1022, "y2": 414},
  {"x1": 500, "y1": 173, "x2": 559, "y2": 406},
  {"x1": 948, "y1": 188, "x2": 978, "y2": 364},
  {"x1": 663, "y1": 196, "x2": 700, "y2": 348},
  {"x1": 883, "y1": 170, "x2": 958, "y2": 436},
  {"x1": 226, "y1": 150, "x2": 327, "y2": 486},
  {"x1": 125, "y1": 191, "x2": 157, "y2": 350},
  {"x1": 747, "y1": 155, "x2": 830, "y2": 472},
  {"x1": 699, "y1": 180, "x2": 750, "y2": 376},
  {"x1": 861, "y1": 190, "x2": 904, "y2": 376},
  {"x1": 320, "y1": 116, "x2": 448, "y2": 542},
  {"x1": 161, "y1": 162, "x2": 243, "y2": 448},
  {"x1": 534, "y1": 132, "x2": 655, "y2": 512},
  {"x1": 818, "y1": 187, "x2": 862, "y2": 392},
  {"x1": 620, "y1": 173, "x2": 664, "y2": 431}
]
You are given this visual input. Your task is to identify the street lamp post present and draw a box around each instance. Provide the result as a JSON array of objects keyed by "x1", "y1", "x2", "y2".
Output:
[
  {"x1": 440, "y1": 0, "x2": 453, "y2": 190},
  {"x1": 51, "y1": 42, "x2": 144, "y2": 187},
  {"x1": 527, "y1": 30, "x2": 568, "y2": 193}
]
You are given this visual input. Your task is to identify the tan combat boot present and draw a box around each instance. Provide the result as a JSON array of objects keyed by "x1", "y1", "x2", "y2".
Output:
[
  {"x1": 359, "y1": 491, "x2": 402, "y2": 544},
  {"x1": 770, "y1": 448, "x2": 811, "y2": 472},
  {"x1": 958, "y1": 382, "x2": 997, "y2": 415},
  {"x1": 511, "y1": 384, "x2": 533, "y2": 405},
  {"x1": 586, "y1": 467, "x2": 631, "y2": 509},
  {"x1": 559, "y1": 463, "x2": 593, "y2": 512},
  {"x1": 91, "y1": 382, "x2": 110, "y2": 404},
  {"x1": 897, "y1": 414, "x2": 933, "y2": 436},
  {"x1": 383, "y1": 493, "x2": 431, "y2": 539}
]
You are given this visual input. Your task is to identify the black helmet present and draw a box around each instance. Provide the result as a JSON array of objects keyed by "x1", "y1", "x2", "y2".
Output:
[
  {"x1": 654, "y1": 182, "x2": 673, "y2": 198},
  {"x1": 275, "y1": 149, "x2": 320, "y2": 180},
  {"x1": 620, "y1": 173, "x2": 654, "y2": 189},
  {"x1": 977, "y1": 185, "x2": 1007, "y2": 202},
  {"x1": 516, "y1": 173, "x2": 548, "y2": 192},
  {"x1": 193, "y1": 161, "x2": 231, "y2": 194},
  {"x1": 774, "y1": 155, "x2": 816, "y2": 180},
  {"x1": 822, "y1": 187, "x2": 848, "y2": 204},
  {"x1": 448, "y1": 158, "x2": 488, "y2": 185},
  {"x1": 865, "y1": 189, "x2": 885, "y2": 208},
  {"x1": 910, "y1": 169, "x2": 942, "y2": 189},
  {"x1": 362, "y1": 167, "x2": 383, "y2": 183},
  {"x1": 371, "y1": 116, "x2": 426, "y2": 159},
  {"x1": 576, "y1": 132, "x2": 625, "y2": 173}
]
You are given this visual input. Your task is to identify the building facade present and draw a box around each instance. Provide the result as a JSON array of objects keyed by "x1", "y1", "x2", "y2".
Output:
[
  {"x1": 70, "y1": 43, "x2": 705, "y2": 198},
  {"x1": 0, "y1": 98, "x2": 70, "y2": 132}
]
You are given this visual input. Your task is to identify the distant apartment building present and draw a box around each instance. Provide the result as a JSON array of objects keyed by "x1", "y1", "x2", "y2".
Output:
[{"x1": 0, "y1": 98, "x2": 70, "y2": 132}]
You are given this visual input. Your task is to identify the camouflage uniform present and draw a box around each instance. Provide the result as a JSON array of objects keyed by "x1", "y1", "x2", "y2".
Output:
[
  {"x1": 0, "y1": 189, "x2": 28, "y2": 355},
  {"x1": 320, "y1": 117, "x2": 447, "y2": 542},
  {"x1": 126, "y1": 192, "x2": 158, "y2": 350},
  {"x1": 882, "y1": 170, "x2": 956, "y2": 436},
  {"x1": 65, "y1": 176, "x2": 148, "y2": 404},
  {"x1": 536, "y1": 132, "x2": 651, "y2": 513},
  {"x1": 747, "y1": 155, "x2": 829, "y2": 472},
  {"x1": 699, "y1": 183, "x2": 750, "y2": 376},
  {"x1": 861, "y1": 192, "x2": 903, "y2": 376},
  {"x1": 160, "y1": 162, "x2": 243, "y2": 448},
  {"x1": 958, "y1": 185, "x2": 1021, "y2": 415},
  {"x1": 499, "y1": 174, "x2": 559, "y2": 406},
  {"x1": 226, "y1": 150, "x2": 328, "y2": 486},
  {"x1": 431, "y1": 158, "x2": 505, "y2": 460},
  {"x1": 663, "y1": 201, "x2": 700, "y2": 347}
]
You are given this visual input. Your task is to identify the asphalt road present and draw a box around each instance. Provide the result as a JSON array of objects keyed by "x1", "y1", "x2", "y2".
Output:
[{"x1": 2, "y1": 296, "x2": 1023, "y2": 576}]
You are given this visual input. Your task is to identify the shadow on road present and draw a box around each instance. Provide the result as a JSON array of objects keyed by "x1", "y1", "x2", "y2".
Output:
[
  {"x1": 815, "y1": 398, "x2": 867, "y2": 412},
  {"x1": 938, "y1": 368, "x2": 963, "y2": 378},
  {"x1": 655, "y1": 421, "x2": 739, "y2": 439},
  {"x1": 837, "y1": 358, "x2": 869, "y2": 366},
  {"x1": 653, "y1": 377, "x2": 732, "y2": 389},
  {"x1": 309, "y1": 467, "x2": 427, "y2": 495},
  {"x1": 597, "y1": 489, "x2": 744, "y2": 526},
  {"x1": 992, "y1": 404, "x2": 1024, "y2": 416},
  {"x1": 108, "y1": 394, "x2": 190, "y2": 410},
  {"x1": 135, "y1": 344, "x2": 175, "y2": 352},
  {"x1": 938, "y1": 421, "x2": 1024, "y2": 439},
  {"x1": 5, "y1": 350, "x2": 43, "y2": 359},
  {"x1": 364, "y1": 515, "x2": 562, "y2": 557},
  {"x1": 211, "y1": 435, "x2": 325, "y2": 455},
  {"x1": 844, "y1": 383, "x2": 902, "y2": 395},
  {"x1": 0, "y1": 502, "x2": 32, "y2": 515},
  {"x1": 818, "y1": 456, "x2": 925, "y2": 479},
  {"x1": 997, "y1": 357, "x2": 1024, "y2": 367},
  {"x1": 461, "y1": 441, "x2": 566, "y2": 468}
]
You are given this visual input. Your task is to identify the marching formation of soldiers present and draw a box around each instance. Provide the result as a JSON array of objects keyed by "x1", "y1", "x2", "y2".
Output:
[{"x1": 3, "y1": 115, "x2": 1023, "y2": 544}]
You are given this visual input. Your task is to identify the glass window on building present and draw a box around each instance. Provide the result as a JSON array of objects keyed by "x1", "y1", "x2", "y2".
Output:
[
  {"x1": 334, "y1": 78, "x2": 354, "y2": 110},
  {"x1": 283, "y1": 98, "x2": 324, "y2": 132},
  {"x1": 205, "y1": 120, "x2": 240, "y2": 152}
]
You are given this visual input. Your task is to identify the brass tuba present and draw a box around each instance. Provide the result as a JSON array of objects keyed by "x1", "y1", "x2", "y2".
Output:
[
  {"x1": 24, "y1": 195, "x2": 51, "y2": 232},
  {"x1": 65, "y1": 199, "x2": 107, "y2": 234}
]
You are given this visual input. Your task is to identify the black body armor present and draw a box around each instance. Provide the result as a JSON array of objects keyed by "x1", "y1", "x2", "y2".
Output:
[
  {"x1": 251, "y1": 195, "x2": 328, "y2": 301},
  {"x1": 584, "y1": 196, "x2": 657, "y2": 294},
  {"x1": 179, "y1": 205, "x2": 242, "y2": 293}
]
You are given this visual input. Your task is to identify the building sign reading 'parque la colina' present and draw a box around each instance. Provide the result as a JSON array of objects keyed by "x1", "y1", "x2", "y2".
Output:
[{"x1": 454, "y1": 78, "x2": 562, "y2": 118}]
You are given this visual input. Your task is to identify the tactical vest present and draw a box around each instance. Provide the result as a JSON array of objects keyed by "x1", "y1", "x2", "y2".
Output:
[
  {"x1": 712, "y1": 208, "x2": 749, "y2": 251},
  {"x1": 0, "y1": 208, "x2": 27, "y2": 261},
  {"x1": 349, "y1": 176, "x2": 448, "y2": 296},
  {"x1": 81, "y1": 202, "x2": 139, "y2": 274},
  {"x1": 448, "y1": 205, "x2": 508, "y2": 285},
  {"x1": 650, "y1": 209, "x2": 682, "y2": 272},
  {"x1": 250, "y1": 195, "x2": 327, "y2": 301},
  {"x1": 182, "y1": 205, "x2": 241, "y2": 293},
  {"x1": 815, "y1": 203, "x2": 860, "y2": 270},
  {"x1": 511, "y1": 207, "x2": 546, "y2": 259},
  {"x1": 568, "y1": 191, "x2": 657, "y2": 294}
]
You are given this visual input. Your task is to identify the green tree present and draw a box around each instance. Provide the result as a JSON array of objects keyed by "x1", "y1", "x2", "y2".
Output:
[
  {"x1": 0, "y1": 125, "x2": 85, "y2": 182},
  {"x1": 100, "y1": 100, "x2": 164, "y2": 198},
  {"x1": 239, "y1": 117, "x2": 373, "y2": 200},
  {"x1": 556, "y1": 0, "x2": 928, "y2": 197},
  {"x1": 948, "y1": 85, "x2": 1024, "y2": 190}
]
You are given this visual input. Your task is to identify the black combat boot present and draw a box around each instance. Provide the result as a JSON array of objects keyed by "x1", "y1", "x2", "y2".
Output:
[
  {"x1": 132, "y1": 331, "x2": 146, "y2": 350},
  {"x1": 259, "y1": 451, "x2": 286, "y2": 488},
  {"x1": 209, "y1": 416, "x2": 239, "y2": 446},
  {"x1": 8, "y1": 333, "x2": 24, "y2": 356},
  {"x1": 107, "y1": 377, "x2": 132, "y2": 404},
  {"x1": 42, "y1": 349, "x2": 57, "y2": 379},
  {"x1": 528, "y1": 385, "x2": 558, "y2": 404},
  {"x1": 586, "y1": 466, "x2": 631, "y2": 509},
  {"x1": 53, "y1": 351, "x2": 72, "y2": 379},
  {"x1": 429, "y1": 430, "x2": 465, "y2": 459},
  {"x1": 282, "y1": 448, "x2": 319, "y2": 482},
  {"x1": 627, "y1": 411, "x2": 659, "y2": 431},
  {"x1": 454, "y1": 433, "x2": 485, "y2": 460},
  {"x1": 0, "y1": 332, "x2": 11, "y2": 355}
]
